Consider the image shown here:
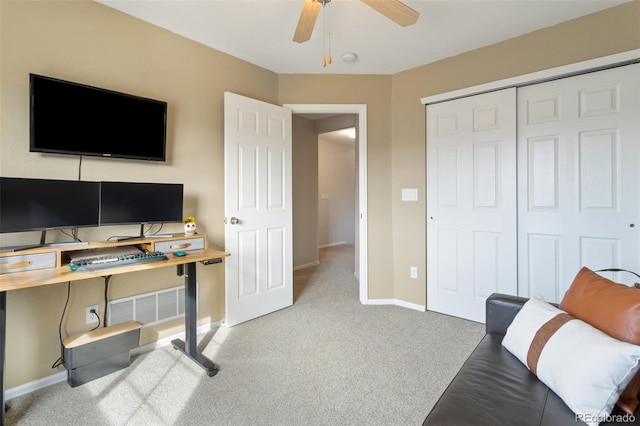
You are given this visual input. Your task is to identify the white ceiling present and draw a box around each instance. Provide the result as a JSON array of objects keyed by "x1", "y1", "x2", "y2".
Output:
[{"x1": 97, "y1": 0, "x2": 628, "y2": 75}]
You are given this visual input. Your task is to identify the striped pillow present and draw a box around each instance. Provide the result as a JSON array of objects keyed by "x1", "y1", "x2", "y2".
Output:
[{"x1": 501, "y1": 295, "x2": 640, "y2": 426}]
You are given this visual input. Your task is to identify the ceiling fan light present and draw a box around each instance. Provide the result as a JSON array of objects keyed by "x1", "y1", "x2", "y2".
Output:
[{"x1": 342, "y1": 52, "x2": 358, "y2": 63}]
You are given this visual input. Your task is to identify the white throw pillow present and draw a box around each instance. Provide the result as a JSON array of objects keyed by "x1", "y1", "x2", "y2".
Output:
[{"x1": 501, "y1": 295, "x2": 640, "y2": 426}]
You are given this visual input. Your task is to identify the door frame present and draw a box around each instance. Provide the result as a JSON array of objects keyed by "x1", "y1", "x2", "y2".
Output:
[{"x1": 284, "y1": 104, "x2": 368, "y2": 304}]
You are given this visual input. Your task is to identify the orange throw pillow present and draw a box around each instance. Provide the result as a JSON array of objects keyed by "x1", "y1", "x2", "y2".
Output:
[
  {"x1": 560, "y1": 267, "x2": 640, "y2": 344},
  {"x1": 617, "y1": 371, "x2": 640, "y2": 415},
  {"x1": 560, "y1": 267, "x2": 640, "y2": 415}
]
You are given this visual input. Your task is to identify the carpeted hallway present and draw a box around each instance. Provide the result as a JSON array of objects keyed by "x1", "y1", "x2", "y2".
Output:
[{"x1": 5, "y1": 245, "x2": 484, "y2": 425}]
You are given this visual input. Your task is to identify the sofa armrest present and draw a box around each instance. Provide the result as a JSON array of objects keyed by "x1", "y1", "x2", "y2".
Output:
[{"x1": 485, "y1": 293, "x2": 528, "y2": 336}]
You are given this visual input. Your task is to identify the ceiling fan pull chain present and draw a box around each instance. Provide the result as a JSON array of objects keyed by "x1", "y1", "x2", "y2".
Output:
[
  {"x1": 322, "y1": 0, "x2": 327, "y2": 67},
  {"x1": 326, "y1": 0, "x2": 332, "y2": 65}
]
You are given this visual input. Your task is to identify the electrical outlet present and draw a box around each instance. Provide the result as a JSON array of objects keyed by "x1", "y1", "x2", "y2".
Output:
[
  {"x1": 410, "y1": 266, "x2": 418, "y2": 279},
  {"x1": 85, "y1": 304, "x2": 99, "y2": 324}
]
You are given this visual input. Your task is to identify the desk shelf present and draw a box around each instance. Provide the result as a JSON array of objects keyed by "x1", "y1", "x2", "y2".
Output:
[{"x1": 0, "y1": 234, "x2": 219, "y2": 292}]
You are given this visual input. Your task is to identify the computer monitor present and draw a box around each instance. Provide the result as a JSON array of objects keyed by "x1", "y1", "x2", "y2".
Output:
[
  {"x1": 99, "y1": 181, "x2": 184, "y2": 231},
  {"x1": 0, "y1": 177, "x2": 100, "y2": 234}
]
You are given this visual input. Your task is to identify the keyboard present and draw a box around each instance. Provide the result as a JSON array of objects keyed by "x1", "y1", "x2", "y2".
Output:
[{"x1": 67, "y1": 247, "x2": 168, "y2": 271}]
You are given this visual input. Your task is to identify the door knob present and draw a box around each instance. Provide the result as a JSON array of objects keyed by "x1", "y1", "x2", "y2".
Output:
[{"x1": 229, "y1": 217, "x2": 240, "y2": 225}]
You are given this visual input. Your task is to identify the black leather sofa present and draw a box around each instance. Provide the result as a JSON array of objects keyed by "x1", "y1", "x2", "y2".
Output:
[{"x1": 424, "y1": 293, "x2": 640, "y2": 426}]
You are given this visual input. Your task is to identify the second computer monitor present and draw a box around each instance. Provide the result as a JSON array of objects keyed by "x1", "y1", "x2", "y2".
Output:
[{"x1": 99, "y1": 181, "x2": 183, "y2": 226}]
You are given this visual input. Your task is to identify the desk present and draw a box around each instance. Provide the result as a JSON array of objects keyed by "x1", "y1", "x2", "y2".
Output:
[{"x1": 0, "y1": 235, "x2": 229, "y2": 426}]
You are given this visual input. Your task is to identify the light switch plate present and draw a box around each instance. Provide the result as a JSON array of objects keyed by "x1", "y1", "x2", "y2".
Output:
[{"x1": 401, "y1": 188, "x2": 418, "y2": 201}]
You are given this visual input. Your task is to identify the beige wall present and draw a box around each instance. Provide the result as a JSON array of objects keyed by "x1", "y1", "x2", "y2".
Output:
[
  {"x1": 292, "y1": 115, "x2": 319, "y2": 268},
  {"x1": 1, "y1": 0, "x2": 638, "y2": 390}
]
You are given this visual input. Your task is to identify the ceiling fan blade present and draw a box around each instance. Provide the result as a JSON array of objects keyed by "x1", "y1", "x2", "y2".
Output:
[
  {"x1": 360, "y1": 0, "x2": 419, "y2": 27},
  {"x1": 293, "y1": 0, "x2": 322, "y2": 43}
]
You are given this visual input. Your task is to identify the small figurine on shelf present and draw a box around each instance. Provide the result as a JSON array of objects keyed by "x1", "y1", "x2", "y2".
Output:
[{"x1": 183, "y1": 216, "x2": 197, "y2": 236}]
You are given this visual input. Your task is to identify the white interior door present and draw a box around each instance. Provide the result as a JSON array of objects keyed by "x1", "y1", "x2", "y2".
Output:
[
  {"x1": 426, "y1": 88, "x2": 518, "y2": 323},
  {"x1": 517, "y1": 63, "x2": 640, "y2": 301},
  {"x1": 224, "y1": 92, "x2": 293, "y2": 327}
]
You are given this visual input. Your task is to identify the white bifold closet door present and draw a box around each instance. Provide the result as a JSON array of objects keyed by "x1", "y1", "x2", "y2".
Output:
[
  {"x1": 427, "y1": 63, "x2": 640, "y2": 323},
  {"x1": 517, "y1": 63, "x2": 640, "y2": 301},
  {"x1": 426, "y1": 88, "x2": 518, "y2": 323}
]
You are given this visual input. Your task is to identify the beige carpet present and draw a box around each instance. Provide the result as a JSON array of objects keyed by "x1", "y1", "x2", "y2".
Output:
[{"x1": 5, "y1": 245, "x2": 484, "y2": 425}]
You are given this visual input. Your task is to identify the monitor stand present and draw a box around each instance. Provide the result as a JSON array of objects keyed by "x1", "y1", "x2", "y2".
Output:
[
  {"x1": 115, "y1": 224, "x2": 173, "y2": 241},
  {"x1": 116, "y1": 223, "x2": 145, "y2": 241},
  {"x1": 3, "y1": 230, "x2": 87, "y2": 252},
  {"x1": 114, "y1": 224, "x2": 148, "y2": 242},
  {"x1": 9, "y1": 230, "x2": 51, "y2": 251}
]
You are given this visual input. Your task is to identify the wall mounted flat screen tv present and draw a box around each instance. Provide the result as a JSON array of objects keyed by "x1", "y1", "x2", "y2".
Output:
[
  {"x1": 30, "y1": 73, "x2": 167, "y2": 161},
  {"x1": 99, "y1": 181, "x2": 183, "y2": 227},
  {"x1": 0, "y1": 177, "x2": 100, "y2": 233}
]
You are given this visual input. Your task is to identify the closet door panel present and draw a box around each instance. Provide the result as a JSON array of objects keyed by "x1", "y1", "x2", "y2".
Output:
[
  {"x1": 427, "y1": 88, "x2": 517, "y2": 323},
  {"x1": 517, "y1": 63, "x2": 640, "y2": 301}
]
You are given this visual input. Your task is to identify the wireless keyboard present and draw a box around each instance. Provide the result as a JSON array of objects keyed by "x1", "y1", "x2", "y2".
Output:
[{"x1": 67, "y1": 250, "x2": 168, "y2": 271}]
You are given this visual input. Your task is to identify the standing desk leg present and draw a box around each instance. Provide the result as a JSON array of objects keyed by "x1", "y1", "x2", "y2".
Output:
[
  {"x1": 1, "y1": 290, "x2": 7, "y2": 426},
  {"x1": 171, "y1": 262, "x2": 219, "y2": 377}
]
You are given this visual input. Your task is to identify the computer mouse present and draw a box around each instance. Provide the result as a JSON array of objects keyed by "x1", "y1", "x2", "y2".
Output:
[{"x1": 174, "y1": 250, "x2": 186, "y2": 257}]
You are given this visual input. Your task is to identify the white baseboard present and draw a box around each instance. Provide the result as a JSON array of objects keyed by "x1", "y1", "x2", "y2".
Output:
[
  {"x1": 6, "y1": 371, "x2": 67, "y2": 400},
  {"x1": 366, "y1": 298, "x2": 426, "y2": 312},
  {"x1": 6, "y1": 321, "x2": 222, "y2": 401},
  {"x1": 318, "y1": 241, "x2": 348, "y2": 249},
  {"x1": 293, "y1": 261, "x2": 320, "y2": 271}
]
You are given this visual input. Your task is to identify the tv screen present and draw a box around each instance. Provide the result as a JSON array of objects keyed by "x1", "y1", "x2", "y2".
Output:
[
  {"x1": 99, "y1": 181, "x2": 183, "y2": 226},
  {"x1": 30, "y1": 73, "x2": 167, "y2": 161},
  {"x1": 0, "y1": 177, "x2": 100, "y2": 233}
]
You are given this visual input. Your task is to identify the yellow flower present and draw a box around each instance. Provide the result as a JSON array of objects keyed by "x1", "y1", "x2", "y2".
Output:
[{"x1": 183, "y1": 216, "x2": 196, "y2": 224}]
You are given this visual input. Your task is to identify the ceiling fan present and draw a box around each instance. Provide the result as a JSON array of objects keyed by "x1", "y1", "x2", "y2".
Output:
[{"x1": 293, "y1": 0, "x2": 420, "y2": 43}]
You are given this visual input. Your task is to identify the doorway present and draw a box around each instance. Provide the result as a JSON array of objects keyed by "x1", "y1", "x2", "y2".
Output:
[
  {"x1": 286, "y1": 104, "x2": 368, "y2": 304},
  {"x1": 318, "y1": 127, "x2": 356, "y2": 250}
]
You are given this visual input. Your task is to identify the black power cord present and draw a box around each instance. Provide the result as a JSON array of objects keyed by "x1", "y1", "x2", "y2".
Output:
[
  {"x1": 51, "y1": 277, "x2": 109, "y2": 369},
  {"x1": 103, "y1": 275, "x2": 112, "y2": 327},
  {"x1": 89, "y1": 309, "x2": 100, "y2": 332},
  {"x1": 51, "y1": 282, "x2": 71, "y2": 369}
]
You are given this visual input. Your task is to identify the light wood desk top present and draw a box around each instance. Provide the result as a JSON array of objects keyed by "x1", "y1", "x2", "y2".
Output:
[
  {"x1": 0, "y1": 249, "x2": 229, "y2": 292},
  {"x1": 0, "y1": 235, "x2": 229, "y2": 292}
]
